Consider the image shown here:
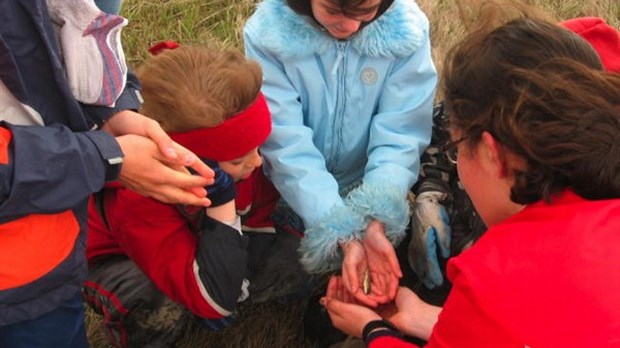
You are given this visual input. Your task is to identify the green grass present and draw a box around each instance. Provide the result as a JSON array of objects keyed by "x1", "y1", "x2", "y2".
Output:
[
  {"x1": 119, "y1": 0, "x2": 619, "y2": 70},
  {"x1": 120, "y1": 0, "x2": 258, "y2": 67},
  {"x1": 87, "y1": 0, "x2": 620, "y2": 347}
]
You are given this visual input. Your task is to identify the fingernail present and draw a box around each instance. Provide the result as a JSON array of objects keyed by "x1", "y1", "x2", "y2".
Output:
[
  {"x1": 166, "y1": 147, "x2": 177, "y2": 158},
  {"x1": 183, "y1": 154, "x2": 195, "y2": 166}
]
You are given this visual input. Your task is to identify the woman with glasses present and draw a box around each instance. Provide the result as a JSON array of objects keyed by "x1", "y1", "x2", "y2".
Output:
[{"x1": 321, "y1": 12, "x2": 620, "y2": 347}]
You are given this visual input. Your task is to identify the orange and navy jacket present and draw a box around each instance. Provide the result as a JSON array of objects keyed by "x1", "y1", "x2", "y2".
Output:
[
  {"x1": 0, "y1": 0, "x2": 141, "y2": 326},
  {"x1": 86, "y1": 168, "x2": 280, "y2": 318}
]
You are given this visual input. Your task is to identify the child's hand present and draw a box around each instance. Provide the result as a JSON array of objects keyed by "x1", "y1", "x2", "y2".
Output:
[
  {"x1": 340, "y1": 240, "x2": 381, "y2": 307},
  {"x1": 361, "y1": 220, "x2": 402, "y2": 301}
]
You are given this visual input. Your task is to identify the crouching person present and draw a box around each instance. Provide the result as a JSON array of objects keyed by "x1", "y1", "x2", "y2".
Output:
[{"x1": 83, "y1": 42, "x2": 279, "y2": 347}]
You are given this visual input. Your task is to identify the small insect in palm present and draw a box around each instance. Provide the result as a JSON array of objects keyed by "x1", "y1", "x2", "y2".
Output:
[{"x1": 362, "y1": 269, "x2": 371, "y2": 295}]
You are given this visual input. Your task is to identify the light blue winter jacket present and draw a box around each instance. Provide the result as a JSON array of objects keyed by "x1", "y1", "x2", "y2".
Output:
[{"x1": 244, "y1": 0, "x2": 437, "y2": 273}]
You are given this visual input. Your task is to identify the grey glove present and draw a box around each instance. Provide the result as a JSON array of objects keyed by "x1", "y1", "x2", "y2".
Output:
[{"x1": 408, "y1": 180, "x2": 451, "y2": 289}]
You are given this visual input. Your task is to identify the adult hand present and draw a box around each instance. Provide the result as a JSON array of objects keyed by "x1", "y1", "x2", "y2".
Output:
[
  {"x1": 361, "y1": 220, "x2": 402, "y2": 302},
  {"x1": 386, "y1": 287, "x2": 441, "y2": 341},
  {"x1": 115, "y1": 134, "x2": 212, "y2": 206},
  {"x1": 320, "y1": 276, "x2": 382, "y2": 338},
  {"x1": 408, "y1": 180, "x2": 451, "y2": 289},
  {"x1": 104, "y1": 110, "x2": 215, "y2": 185}
]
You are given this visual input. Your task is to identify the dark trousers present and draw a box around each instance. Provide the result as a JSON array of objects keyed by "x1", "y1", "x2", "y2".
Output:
[
  {"x1": 83, "y1": 255, "x2": 188, "y2": 348},
  {"x1": 0, "y1": 291, "x2": 88, "y2": 348}
]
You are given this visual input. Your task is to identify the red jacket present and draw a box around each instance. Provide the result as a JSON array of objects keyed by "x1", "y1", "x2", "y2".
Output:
[
  {"x1": 86, "y1": 168, "x2": 279, "y2": 318},
  {"x1": 371, "y1": 190, "x2": 620, "y2": 347}
]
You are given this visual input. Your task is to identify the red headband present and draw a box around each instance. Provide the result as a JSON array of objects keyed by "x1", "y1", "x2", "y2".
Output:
[
  {"x1": 147, "y1": 41, "x2": 272, "y2": 161},
  {"x1": 169, "y1": 93, "x2": 272, "y2": 161}
]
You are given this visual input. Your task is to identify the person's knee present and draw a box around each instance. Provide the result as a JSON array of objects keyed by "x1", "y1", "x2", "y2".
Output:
[
  {"x1": 0, "y1": 292, "x2": 88, "y2": 348},
  {"x1": 83, "y1": 256, "x2": 186, "y2": 347}
]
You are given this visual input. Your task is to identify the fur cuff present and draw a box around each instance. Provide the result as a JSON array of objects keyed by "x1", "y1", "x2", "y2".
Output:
[
  {"x1": 346, "y1": 181, "x2": 410, "y2": 245},
  {"x1": 299, "y1": 204, "x2": 366, "y2": 274}
]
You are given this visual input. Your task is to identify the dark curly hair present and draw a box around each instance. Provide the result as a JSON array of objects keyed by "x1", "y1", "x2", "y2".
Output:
[{"x1": 443, "y1": 16, "x2": 620, "y2": 203}]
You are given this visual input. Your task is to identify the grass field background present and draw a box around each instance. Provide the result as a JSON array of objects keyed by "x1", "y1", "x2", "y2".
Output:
[
  {"x1": 87, "y1": 0, "x2": 619, "y2": 347},
  {"x1": 118, "y1": 0, "x2": 619, "y2": 73}
]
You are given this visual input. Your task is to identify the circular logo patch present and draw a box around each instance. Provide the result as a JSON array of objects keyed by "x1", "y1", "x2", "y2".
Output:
[{"x1": 360, "y1": 67, "x2": 378, "y2": 85}]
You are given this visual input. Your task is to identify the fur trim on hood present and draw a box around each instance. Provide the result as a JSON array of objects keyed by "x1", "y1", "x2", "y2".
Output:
[{"x1": 247, "y1": 0, "x2": 429, "y2": 59}]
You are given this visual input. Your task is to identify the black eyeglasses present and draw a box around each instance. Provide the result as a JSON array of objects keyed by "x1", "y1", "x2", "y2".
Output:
[{"x1": 442, "y1": 135, "x2": 469, "y2": 164}]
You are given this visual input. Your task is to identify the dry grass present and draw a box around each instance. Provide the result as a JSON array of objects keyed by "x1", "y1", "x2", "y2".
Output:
[
  {"x1": 120, "y1": 0, "x2": 259, "y2": 67},
  {"x1": 419, "y1": 0, "x2": 619, "y2": 93},
  {"x1": 118, "y1": 0, "x2": 619, "y2": 72},
  {"x1": 86, "y1": 291, "x2": 324, "y2": 347},
  {"x1": 87, "y1": 0, "x2": 619, "y2": 347},
  {"x1": 173, "y1": 301, "x2": 318, "y2": 348}
]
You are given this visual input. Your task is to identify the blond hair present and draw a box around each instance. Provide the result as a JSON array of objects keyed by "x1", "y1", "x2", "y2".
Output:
[{"x1": 136, "y1": 44, "x2": 263, "y2": 132}]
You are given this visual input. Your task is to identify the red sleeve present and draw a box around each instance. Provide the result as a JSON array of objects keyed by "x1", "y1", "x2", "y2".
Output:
[
  {"x1": 236, "y1": 168, "x2": 279, "y2": 233},
  {"x1": 368, "y1": 335, "x2": 419, "y2": 348},
  {"x1": 425, "y1": 259, "x2": 521, "y2": 347},
  {"x1": 366, "y1": 274, "x2": 517, "y2": 348},
  {"x1": 87, "y1": 194, "x2": 124, "y2": 261},
  {"x1": 101, "y1": 188, "x2": 226, "y2": 318}
]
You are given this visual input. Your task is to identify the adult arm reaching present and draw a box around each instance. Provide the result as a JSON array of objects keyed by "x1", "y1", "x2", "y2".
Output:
[
  {"x1": 321, "y1": 275, "x2": 440, "y2": 346},
  {"x1": 104, "y1": 110, "x2": 215, "y2": 206}
]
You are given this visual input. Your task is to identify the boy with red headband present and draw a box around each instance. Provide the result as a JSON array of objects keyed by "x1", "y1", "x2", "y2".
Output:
[{"x1": 83, "y1": 42, "x2": 279, "y2": 347}]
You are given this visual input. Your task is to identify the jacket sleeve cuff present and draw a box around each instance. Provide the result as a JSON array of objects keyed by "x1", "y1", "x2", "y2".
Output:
[
  {"x1": 365, "y1": 331, "x2": 408, "y2": 347},
  {"x1": 363, "y1": 319, "x2": 404, "y2": 346},
  {"x1": 299, "y1": 203, "x2": 366, "y2": 274},
  {"x1": 83, "y1": 130, "x2": 124, "y2": 182},
  {"x1": 346, "y1": 180, "x2": 410, "y2": 245}
]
